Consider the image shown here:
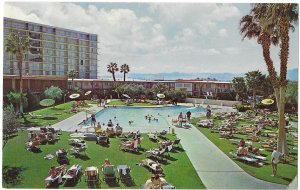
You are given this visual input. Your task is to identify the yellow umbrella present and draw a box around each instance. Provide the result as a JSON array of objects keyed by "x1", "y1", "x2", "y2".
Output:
[{"x1": 261, "y1": 99, "x2": 274, "y2": 105}]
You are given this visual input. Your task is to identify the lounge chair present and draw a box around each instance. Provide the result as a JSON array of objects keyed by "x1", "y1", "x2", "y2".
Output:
[
  {"x1": 172, "y1": 139, "x2": 181, "y2": 148},
  {"x1": 45, "y1": 165, "x2": 66, "y2": 187},
  {"x1": 148, "y1": 133, "x2": 158, "y2": 141},
  {"x1": 141, "y1": 159, "x2": 163, "y2": 174},
  {"x1": 70, "y1": 142, "x2": 87, "y2": 157},
  {"x1": 56, "y1": 149, "x2": 69, "y2": 164},
  {"x1": 146, "y1": 147, "x2": 168, "y2": 161},
  {"x1": 229, "y1": 152, "x2": 262, "y2": 166},
  {"x1": 96, "y1": 134, "x2": 109, "y2": 145},
  {"x1": 29, "y1": 112, "x2": 42, "y2": 119},
  {"x1": 117, "y1": 165, "x2": 133, "y2": 183},
  {"x1": 85, "y1": 166, "x2": 100, "y2": 183},
  {"x1": 62, "y1": 164, "x2": 82, "y2": 183},
  {"x1": 102, "y1": 165, "x2": 118, "y2": 183},
  {"x1": 25, "y1": 140, "x2": 41, "y2": 152}
]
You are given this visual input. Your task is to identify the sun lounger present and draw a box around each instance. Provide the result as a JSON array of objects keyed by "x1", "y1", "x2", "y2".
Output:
[
  {"x1": 29, "y1": 112, "x2": 42, "y2": 118},
  {"x1": 247, "y1": 152, "x2": 267, "y2": 161},
  {"x1": 229, "y1": 152, "x2": 262, "y2": 166},
  {"x1": 63, "y1": 164, "x2": 82, "y2": 183},
  {"x1": 142, "y1": 159, "x2": 163, "y2": 174},
  {"x1": 148, "y1": 133, "x2": 158, "y2": 141},
  {"x1": 117, "y1": 165, "x2": 133, "y2": 183},
  {"x1": 45, "y1": 165, "x2": 66, "y2": 186},
  {"x1": 85, "y1": 166, "x2": 100, "y2": 183},
  {"x1": 146, "y1": 147, "x2": 167, "y2": 161},
  {"x1": 102, "y1": 165, "x2": 118, "y2": 183}
]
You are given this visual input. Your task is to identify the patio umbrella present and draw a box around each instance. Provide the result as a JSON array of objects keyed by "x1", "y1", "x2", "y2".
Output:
[
  {"x1": 39, "y1": 99, "x2": 55, "y2": 107},
  {"x1": 69, "y1": 93, "x2": 80, "y2": 99},
  {"x1": 261, "y1": 99, "x2": 274, "y2": 105},
  {"x1": 157, "y1": 93, "x2": 165, "y2": 99},
  {"x1": 122, "y1": 94, "x2": 131, "y2": 99},
  {"x1": 85, "y1": 91, "x2": 92, "y2": 96}
]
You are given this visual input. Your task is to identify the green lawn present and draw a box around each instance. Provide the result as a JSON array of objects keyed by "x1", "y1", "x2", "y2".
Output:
[
  {"x1": 108, "y1": 99, "x2": 154, "y2": 107},
  {"x1": 191, "y1": 117, "x2": 297, "y2": 185},
  {"x1": 3, "y1": 131, "x2": 205, "y2": 189},
  {"x1": 18, "y1": 102, "x2": 92, "y2": 127}
]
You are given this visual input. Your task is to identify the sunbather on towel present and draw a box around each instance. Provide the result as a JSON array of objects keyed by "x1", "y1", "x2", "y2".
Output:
[
  {"x1": 237, "y1": 146, "x2": 248, "y2": 156},
  {"x1": 49, "y1": 166, "x2": 61, "y2": 178},
  {"x1": 151, "y1": 174, "x2": 162, "y2": 189}
]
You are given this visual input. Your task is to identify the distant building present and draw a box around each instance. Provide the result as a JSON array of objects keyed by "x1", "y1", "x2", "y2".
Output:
[{"x1": 3, "y1": 17, "x2": 98, "y2": 79}]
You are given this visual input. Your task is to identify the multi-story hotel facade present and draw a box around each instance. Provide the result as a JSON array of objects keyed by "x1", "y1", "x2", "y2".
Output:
[{"x1": 3, "y1": 17, "x2": 98, "y2": 79}]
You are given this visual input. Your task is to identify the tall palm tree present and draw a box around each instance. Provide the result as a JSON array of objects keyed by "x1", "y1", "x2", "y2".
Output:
[
  {"x1": 120, "y1": 64, "x2": 130, "y2": 82},
  {"x1": 107, "y1": 62, "x2": 119, "y2": 82},
  {"x1": 5, "y1": 32, "x2": 30, "y2": 114},
  {"x1": 241, "y1": 3, "x2": 298, "y2": 154},
  {"x1": 68, "y1": 69, "x2": 78, "y2": 90},
  {"x1": 245, "y1": 71, "x2": 265, "y2": 108},
  {"x1": 232, "y1": 77, "x2": 247, "y2": 101}
]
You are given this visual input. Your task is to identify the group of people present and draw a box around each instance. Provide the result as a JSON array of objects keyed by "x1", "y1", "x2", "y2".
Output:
[{"x1": 177, "y1": 111, "x2": 192, "y2": 127}]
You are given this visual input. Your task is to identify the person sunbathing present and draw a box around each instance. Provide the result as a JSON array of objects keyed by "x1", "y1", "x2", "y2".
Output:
[
  {"x1": 49, "y1": 166, "x2": 59, "y2": 178},
  {"x1": 237, "y1": 146, "x2": 248, "y2": 156},
  {"x1": 151, "y1": 174, "x2": 162, "y2": 189}
]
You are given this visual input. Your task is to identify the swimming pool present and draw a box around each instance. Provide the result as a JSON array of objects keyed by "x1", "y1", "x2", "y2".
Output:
[{"x1": 83, "y1": 106, "x2": 205, "y2": 132}]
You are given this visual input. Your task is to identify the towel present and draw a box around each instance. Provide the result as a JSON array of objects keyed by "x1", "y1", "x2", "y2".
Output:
[
  {"x1": 44, "y1": 154, "x2": 54, "y2": 160},
  {"x1": 121, "y1": 168, "x2": 127, "y2": 175}
]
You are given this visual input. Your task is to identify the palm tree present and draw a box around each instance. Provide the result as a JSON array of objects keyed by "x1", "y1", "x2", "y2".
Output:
[
  {"x1": 232, "y1": 77, "x2": 248, "y2": 101},
  {"x1": 245, "y1": 71, "x2": 265, "y2": 108},
  {"x1": 107, "y1": 62, "x2": 119, "y2": 82},
  {"x1": 68, "y1": 69, "x2": 78, "y2": 90},
  {"x1": 7, "y1": 91, "x2": 27, "y2": 113},
  {"x1": 5, "y1": 32, "x2": 30, "y2": 113},
  {"x1": 241, "y1": 3, "x2": 298, "y2": 154},
  {"x1": 120, "y1": 64, "x2": 130, "y2": 82}
]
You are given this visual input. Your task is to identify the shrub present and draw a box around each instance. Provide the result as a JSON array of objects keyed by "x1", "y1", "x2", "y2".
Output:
[{"x1": 235, "y1": 104, "x2": 252, "y2": 112}]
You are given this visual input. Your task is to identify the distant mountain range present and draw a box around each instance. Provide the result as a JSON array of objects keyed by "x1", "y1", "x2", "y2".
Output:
[{"x1": 99, "y1": 68, "x2": 298, "y2": 82}]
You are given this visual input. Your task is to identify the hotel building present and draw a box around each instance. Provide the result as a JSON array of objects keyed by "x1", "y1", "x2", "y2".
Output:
[{"x1": 3, "y1": 17, "x2": 98, "y2": 79}]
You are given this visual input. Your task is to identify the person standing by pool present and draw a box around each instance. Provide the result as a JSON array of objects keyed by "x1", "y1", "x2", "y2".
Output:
[
  {"x1": 271, "y1": 147, "x2": 282, "y2": 177},
  {"x1": 186, "y1": 111, "x2": 191, "y2": 123},
  {"x1": 178, "y1": 112, "x2": 183, "y2": 127},
  {"x1": 91, "y1": 114, "x2": 96, "y2": 127}
]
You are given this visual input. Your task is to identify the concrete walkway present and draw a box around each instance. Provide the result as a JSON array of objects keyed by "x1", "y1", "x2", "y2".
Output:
[
  {"x1": 51, "y1": 104, "x2": 103, "y2": 132},
  {"x1": 167, "y1": 119, "x2": 287, "y2": 189}
]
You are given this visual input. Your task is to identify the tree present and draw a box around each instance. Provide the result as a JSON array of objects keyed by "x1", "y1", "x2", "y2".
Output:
[
  {"x1": 285, "y1": 81, "x2": 298, "y2": 109},
  {"x1": 245, "y1": 70, "x2": 265, "y2": 107},
  {"x1": 68, "y1": 69, "x2": 78, "y2": 90},
  {"x1": 5, "y1": 32, "x2": 30, "y2": 113},
  {"x1": 6, "y1": 91, "x2": 27, "y2": 113},
  {"x1": 152, "y1": 83, "x2": 168, "y2": 94},
  {"x1": 3, "y1": 105, "x2": 20, "y2": 146},
  {"x1": 114, "y1": 83, "x2": 125, "y2": 99},
  {"x1": 241, "y1": 3, "x2": 298, "y2": 154},
  {"x1": 120, "y1": 64, "x2": 130, "y2": 82},
  {"x1": 260, "y1": 75, "x2": 274, "y2": 98},
  {"x1": 44, "y1": 86, "x2": 63, "y2": 106},
  {"x1": 232, "y1": 77, "x2": 248, "y2": 101},
  {"x1": 107, "y1": 62, "x2": 119, "y2": 82}
]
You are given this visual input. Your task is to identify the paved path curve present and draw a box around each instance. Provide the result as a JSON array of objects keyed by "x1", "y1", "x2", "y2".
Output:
[{"x1": 171, "y1": 120, "x2": 287, "y2": 189}]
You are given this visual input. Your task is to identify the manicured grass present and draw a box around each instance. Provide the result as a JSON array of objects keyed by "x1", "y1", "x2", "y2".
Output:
[
  {"x1": 191, "y1": 117, "x2": 298, "y2": 185},
  {"x1": 3, "y1": 131, "x2": 205, "y2": 189},
  {"x1": 18, "y1": 102, "x2": 92, "y2": 127},
  {"x1": 108, "y1": 99, "x2": 154, "y2": 107}
]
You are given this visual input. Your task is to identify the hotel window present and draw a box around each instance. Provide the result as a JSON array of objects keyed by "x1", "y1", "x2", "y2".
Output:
[
  {"x1": 43, "y1": 27, "x2": 54, "y2": 34},
  {"x1": 4, "y1": 20, "x2": 12, "y2": 27},
  {"x1": 4, "y1": 29, "x2": 11, "y2": 35},
  {"x1": 12, "y1": 21, "x2": 26, "y2": 29},
  {"x1": 175, "y1": 84, "x2": 183, "y2": 88},
  {"x1": 184, "y1": 84, "x2": 192, "y2": 87},
  {"x1": 91, "y1": 35, "x2": 97, "y2": 41}
]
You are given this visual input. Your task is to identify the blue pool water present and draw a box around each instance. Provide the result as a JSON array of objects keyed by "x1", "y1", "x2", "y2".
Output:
[{"x1": 83, "y1": 106, "x2": 205, "y2": 131}]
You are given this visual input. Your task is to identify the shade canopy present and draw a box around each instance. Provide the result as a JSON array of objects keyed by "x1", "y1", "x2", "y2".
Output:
[
  {"x1": 69, "y1": 93, "x2": 80, "y2": 99},
  {"x1": 85, "y1": 91, "x2": 92, "y2": 96},
  {"x1": 122, "y1": 94, "x2": 131, "y2": 99},
  {"x1": 261, "y1": 99, "x2": 274, "y2": 105},
  {"x1": 157, "y1": 93, "x2": 165, "y2": 99},
  {"x1": 39, "y1": 99, "x2": 55, "y2": 107}
]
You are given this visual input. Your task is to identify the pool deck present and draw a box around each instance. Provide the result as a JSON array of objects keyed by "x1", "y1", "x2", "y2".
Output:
[{"x1": 51, "y1": 103, "x2": 293, "y2": 189}]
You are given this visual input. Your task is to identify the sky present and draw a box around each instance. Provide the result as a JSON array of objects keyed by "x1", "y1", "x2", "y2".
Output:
[{"x1": 3, "y1": 2, "x2": 299, "y2": 77}]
